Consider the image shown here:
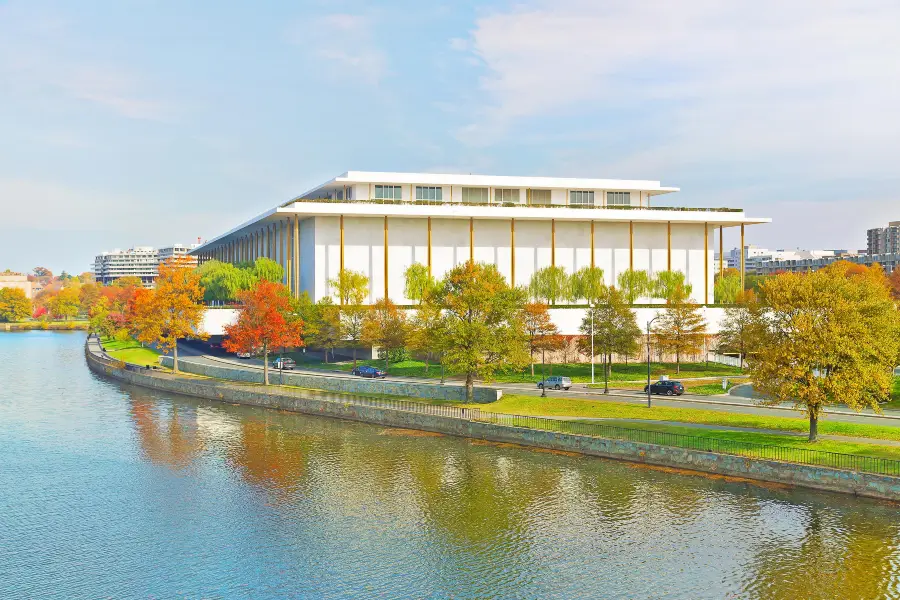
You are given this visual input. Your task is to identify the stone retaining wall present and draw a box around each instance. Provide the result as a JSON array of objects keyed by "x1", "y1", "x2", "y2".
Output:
[
  {"x1": 158, "y1": 355, "x2": 501, "y2": 403},
  {"x1": 86, "y1": 340, "x2": 900, "y2": 502}
]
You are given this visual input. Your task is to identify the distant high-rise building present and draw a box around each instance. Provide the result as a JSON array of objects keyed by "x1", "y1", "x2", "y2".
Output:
[
  {"x1": 158, "y1": 243, "x2": 201, "y2": 267},
  {"x1": 93, "y1": 247, "x2": 159, "y2": 287},
  {"x1": 867, "y1": 221, "x2": 900, "y2": 255}
]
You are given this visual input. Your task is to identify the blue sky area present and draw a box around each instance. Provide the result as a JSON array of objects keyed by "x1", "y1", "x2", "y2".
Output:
[{"x1": 2, "y1": 0, "x2": 899, "y2": 275}]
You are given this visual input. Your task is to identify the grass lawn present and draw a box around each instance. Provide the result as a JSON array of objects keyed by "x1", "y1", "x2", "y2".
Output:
[
  {"x1": 884, "y1": 377, "x2": 900, "y2": 410},
  {"x1": 284, "y1": 356, "x2": 745, "y2": 383},
  {"x1": 101, "y1": 337, "x2": 163, "y2": 367}
]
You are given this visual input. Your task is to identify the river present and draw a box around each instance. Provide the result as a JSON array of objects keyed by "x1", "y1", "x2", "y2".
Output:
[{"x1": 1, "y1": 332, "x2": 899, "y2": 598}]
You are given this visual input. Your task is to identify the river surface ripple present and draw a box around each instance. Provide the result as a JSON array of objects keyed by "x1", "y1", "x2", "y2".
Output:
[{"x1": 1, "y1": 332, "x2": 899, "y2": 599}]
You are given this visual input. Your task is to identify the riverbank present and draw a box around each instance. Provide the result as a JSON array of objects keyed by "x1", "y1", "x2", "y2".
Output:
[
  {"x1": 83, "y1": 336, "x2": 900, "y2": 501},
  {"x1": 2, "y1": 320, "x2": 88, "y2": 331}
]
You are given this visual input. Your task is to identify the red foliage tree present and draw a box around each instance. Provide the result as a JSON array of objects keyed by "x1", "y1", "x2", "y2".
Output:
[{"x1": 223, "y1": 280, "x2": 304, "y2": 385}]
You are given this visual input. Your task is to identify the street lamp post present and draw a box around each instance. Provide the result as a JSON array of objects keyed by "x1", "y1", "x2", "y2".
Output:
[
  {"x1": 646, "y1": 315, "x2": 661, "y2": 408},
  {"x1": 541, "y1": 350, "x2": 547, "y2": 398}
]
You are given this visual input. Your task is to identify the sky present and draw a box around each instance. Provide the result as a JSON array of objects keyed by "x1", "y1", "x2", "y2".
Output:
[{"x1": 2, "y1": 0, "x2": 900, "y2": 275}]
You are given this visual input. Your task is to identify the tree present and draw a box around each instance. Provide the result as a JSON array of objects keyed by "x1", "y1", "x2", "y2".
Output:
[
  {"x1": 329, "y1": 268, "x2": 369, "y2": 305},
  {"x1": 715, "y1": 291, "x2": 754, "y2": 368},
  {"x1": 888, "y1": 266, "x2": 900, "y2": 301},
  {"x1": 307, "y1": 297, "x2": 342, "y2": 363},
  {"x1": 47, "y1": 286, "x2": 81, "y2": 320},
  {"x1": 404, "y1": 263, "x2": 436, "y2": 304},
  {"x1": 114, "y1": 276, "x2": 144, "y2": 288},
  {"x1": 361, "y1": 298, "x2": 408, "y2": 372},
  {"x1": 79, "y1": 282, "x2": 101, "y2": 314},
  {"x1": 576, "y1": 286, "x2": 641, "y2": 393},
  {"x1": 569, "y1": 266, "x2": 606, "y2": 305},
  {"x1": 746, "y1": 262, "x2": 900, "y2": 441},
  {"x1": 223, "y1": 280, "x2": 304, "y2": 385},
  {"x1": 78, "y1": 272, "x2": 94, "y2": 285},
  {"x1": 436, "y1": 261, "x2": 529, "y2": 402},
  {"x1": 252, "y1": 257, "x2": 284, "y2": 283},
  {"x1": 714, "y1": 273, "x2": 742, "y2": 304},
  {"x1": 196, "y1": 260, "x2": 255, "y2": 304},
  {"x1": 131, "y1": 260, "x2": 207, "y2": 373},
  {"x1": 522, "y1": 302, "x2": 559, "y2": 376},
  {"x1": 0, "y1": 288, "x2": 31, "y2": 322},
  {"x1": 33, "y1": 267, "x2": 52, "y2": 279},
  {"x1": 653, "y1": 285, "x2": 707, "y2": 374},
  {"x1": 528, "y1": 265, "x2": 571, "y2": 305},
  {"x1": 617, "y1": 269, "x2": 650, "y2": 304},
  {"x1": 407, "y1": 294, "x2": 444, "y2": 374},
  {"x1": 652, "y1": 270, "x2": 693, "y2": 303}
]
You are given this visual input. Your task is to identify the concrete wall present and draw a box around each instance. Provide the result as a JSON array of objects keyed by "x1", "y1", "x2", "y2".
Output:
[
  {"x1": 85, "y1": 340, "x2": 900, "y2": 502},
  {"x1": 158, "y1": 355, "x2": 501, "y2": 403}
]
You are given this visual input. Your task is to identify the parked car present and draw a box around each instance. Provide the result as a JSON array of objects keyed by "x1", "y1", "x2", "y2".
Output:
[
  {"x1": 644, "y1": 380, "x2": 685, "y2": 396},
  {"x1": 537, "y1": 376, "x2": 572, "y2": 391},
  {"x1": 236, "y1": 351, "x2": 252, "y2": 359},
  {"x1": 272, "y1": 357, "x2": 296, "y2": 370},
  {"x1": 352, "y1": 365, "x2": 387, "y2": 378}
]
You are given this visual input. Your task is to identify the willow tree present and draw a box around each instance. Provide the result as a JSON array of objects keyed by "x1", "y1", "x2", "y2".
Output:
[
  {"x1": 437, "y1": 261, "x2": 529, "y2": 402},
  {"x1": 569, "y1": 266, "x2": 606, "y2": 305},
  {"x1": 616, "y1": 269, "x2": 650, "y2": 304},
  {"x1": 714, "y1": 273, "x2": 742, "y2": 304},
  {"x1": 746, "y1": 262, "x2": 900, "y2": 441},
  {"x1": 404, "y1": 263, "x2": 436, "y2": 304},
  {"x1": 652, "y1": 270, "x2": 693, "y2": 303},
  {"x1": 529, "y1": 266, "x2": 571, "y2": 305}
]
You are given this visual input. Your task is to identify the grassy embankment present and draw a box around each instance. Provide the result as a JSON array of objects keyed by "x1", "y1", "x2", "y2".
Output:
[
  {"x1": 100, "y1": 337, "x2": 163, "y2": 367},
  {"x1": 3, "y1": 320, "x2": 89, "y2": 330}
]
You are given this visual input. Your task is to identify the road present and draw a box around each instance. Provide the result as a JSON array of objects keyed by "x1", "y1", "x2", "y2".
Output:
[{"x1": 176, "y1": 341, "x2": 900, "y2": 427}]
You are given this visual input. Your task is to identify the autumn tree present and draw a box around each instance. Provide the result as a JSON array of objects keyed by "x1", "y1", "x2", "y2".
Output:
[
  {"x1": 617, "y1": 269, "x2": 651, "y2": 304},
  {"x1": 0, "y1": 287, "x2": 31, "y2": 322},
  {"x1": 569, "y1": 266, "x2": 606, "y2": 305},
  {"x1": 307, "y1": 297, "x2": 342, "y2": 363},
  {"x1": 79, "y1": 282, "x2": 101, "y2": 314},
  {"x1": 48, "y1": 286, "x2": 81, "y2": 320},
  {"x1": 361, "y1": 298, "x2": 408, "y2": 372},
  {"x1": 404, "y1": 263, "x2": 436, "y2": 304},
  {"x1": 328, "y1": 269, "x2": 369, "y2": 367},
  {"x1": 577, "y1": 286, "x2": 641, "y2": 393},
  {"x1": 653, "y1": 285, "x2": 707, "y2": 373},
  {"x1": 746, "y1": 262, "x2": 900, "y2": 441},
  {"x1": 888, "y1": 266, "x2": 900, "y2": 301},
  {"x1": 436, "y1": 261, "x2": 529, "y2": 402},
  {"x1": 407, "y1": 294, "x2": 443, "y2": 374},
  {"x1": 131, "y1": 260, "x2": 207, "y2": 373},
  {"x1": 652, "y1": 270, "x2": 693, "y2": 303},
  {"x1": 114, "y1": 276, "x2": 144, "y2": 288},
  {"x1": 715, "y1": 291, "x2": 754, "y2": 368},
  {"x1": 33, "y1": 267, "x2": 52, "y2": 278},
  {"x1": 529, "y1": 265, "x2": 571, "y2": 305},
  {"x1": 523, "y1": 302, "x2": 559, "y2": 376},
  {"x1": 223, "y1": 280, "x2": 304, "y2": 385}
]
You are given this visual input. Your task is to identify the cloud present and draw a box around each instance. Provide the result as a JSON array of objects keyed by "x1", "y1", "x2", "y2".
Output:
[
  {"x1": 287, "y1": 13, "x2": 387, "y2": 85},
  {"x1": 458, "y1": 0, "x2": 900, "y2": 178}
]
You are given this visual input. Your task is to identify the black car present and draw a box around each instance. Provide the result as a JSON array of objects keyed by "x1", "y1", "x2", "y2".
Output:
[
  {"x1": 352, "y1": 365, "x2": 386, "y2": 378},
  {"x1": 644, "y1": 380, "x2": 685, "y2": 396}
]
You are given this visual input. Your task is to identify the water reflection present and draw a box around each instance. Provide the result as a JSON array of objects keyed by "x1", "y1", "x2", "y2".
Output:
[{"x1": 129, "y1": 396, "x2": 203, "y2": 469}]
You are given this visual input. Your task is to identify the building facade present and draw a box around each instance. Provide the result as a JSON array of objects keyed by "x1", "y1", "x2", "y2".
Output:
[
  {"x1": 755, "y1": 252, "x2": 900, "y2": 276},
  {"x1": 159, "y1": 243, "x2": 201, "y2": 267},
  {"x1": 867, "y1": 222, "x2": 900, "y2": 256},
  {"x1": 93, "y1": 247, "x2": 159, "y2": 287},
  {"x1": 0, "y1": 274, "x2": 34, "y2": 299},
  {"x1": 192, "y1": 172, "x2": 769, "y2": 312}
]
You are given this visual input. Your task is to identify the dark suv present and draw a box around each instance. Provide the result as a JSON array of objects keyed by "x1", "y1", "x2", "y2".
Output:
[
  {"x1": 352, "y1": 365, "x2": 386, "y2": 378},
  {"x1": 644, "y1": 380, "x2": 684, "y2": 396}
]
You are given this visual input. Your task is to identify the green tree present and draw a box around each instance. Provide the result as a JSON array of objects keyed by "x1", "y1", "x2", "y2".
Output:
[
  {"x1": 746, "y1": 262, "x2": 900, "y2": 441},
  {"x1": 407, "y1": 295, "x2": 444, "y2": 374},
  {"x1": 576, "y1": 286, "x2": 641, "y2": 393},
  {"x1": 522, "y1": 302, "x2": 559, "y2": 376},
  {"x1": 653, "y1": 285, "x2": 708, "y2": 374},
  {"x1": 528, "y1": 265, "x2": 571, "y2": 305},
  {"x1": 651, "y1": 270, "x2": 693, "y2": 303},
  {"x1": 715, "y1": 291, "x2": 754, "y2": 368},
  {"x1": 616, "y1": 269, "x2": 650, "y2": 304},
  {"x1": 0, "y1": 287, "x2": 32, "y2": 322},
  {"x1": 714, "y1": 273, "x2": 742, "y2": 304},
  {"x1": 436, "y1": 261, "x2": 529, "y2": 402},
  {"x1": 328, "y1": 268, "x2": 369, "y2": 305},
  {"x1": 307, "y1": 297, "x2": 342, "y2": 363},
  {"x1": 404, "y1": 263, "x2": 436, "y2": 304},
  {"x1": 252, "y1": 257, "x2": 284, "y2": 283},
  {"x1": 361, "y1": 298, "x2": 408, "y2": 372},
  {"x1": 196, "y1": 260, "x2": 255, "y2": 304},
  {"x1": 569, "y1": 266, "x2": 606, "y2": 304}
]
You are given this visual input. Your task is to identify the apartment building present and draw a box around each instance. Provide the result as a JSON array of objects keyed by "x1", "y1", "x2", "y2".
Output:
[
  {"x1": 159, "y1": 243, "x2": 201, "y2": 267},
  {"x1": 867, "y1": 222, "x2": 900, "y2": 256},
  {"x1": 93, "y1": 247, "x2": 159, "y2": 287}
]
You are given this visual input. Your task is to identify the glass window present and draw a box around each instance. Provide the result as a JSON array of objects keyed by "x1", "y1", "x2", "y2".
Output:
[
  {"x1": 529, "y1": 189, "x2": 552, "y2": 205},
  {"x1": 374, "y1": 185, "x2": 402, "y2": 200},
  {"x1": 494, "y1": 188, "x2": 520, "y2": 203},
  {"x1": 462, "y1": 187, "x2": 489, "y2": 204},
  {"x1": 569, "y1": 190, "x2": 595, "y2": 206},
  {"x1": 607, "y1": 191, "x2": 631, "y2": 206},
  {"x1": 415, "y1": 186, "x2": 443, "y2": 201}
]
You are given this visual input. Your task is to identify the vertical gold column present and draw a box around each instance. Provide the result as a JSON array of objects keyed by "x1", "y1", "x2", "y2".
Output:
[
  {"x1": 469, "y1": 217, "x2": 474, "y2": 262},
  {"x1": 510, "y1": 218, "x2": 516, "y2": 285},
  {"x1": 287, "y1": 218, "x2": 293, "y2": 292},
  {"x1": 704, "y1": 224, "x2": 709, "y2": 305},
  {"x1": 667, "y1": 221, "x2": 672, "y2": 271},
  {"x1": 293, "y1": 215, "x2": 300, "y2": 297},
  {"x1": 427, "y1": 217, "x2": 432, "y2": 277},
  {"x1": 629, "y1": 221, "x2": 634, "y2": 271},
  {"x1": 383, "y1": 216, "x2": 389, "y2": 299},
  {"x1": 339, "y1": 215, "x2": 345, "y2": 272},
  {"x1": 740, "y1": 224, "x2": 745, "y2": 291},
  {"x1": 719, "y1": 225, "x2": 724, "y2": 277},
  {"x1": 551, "y1": 219, "x2": 556, "y2": 266},
  {"x1": 590, "y1": 220, "x2": 595, "y2": 268}
]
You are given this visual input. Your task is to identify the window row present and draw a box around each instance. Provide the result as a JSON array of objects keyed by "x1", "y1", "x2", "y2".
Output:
[{"x1": 369, "y1": 186, "x2": 633, "y2": 205}]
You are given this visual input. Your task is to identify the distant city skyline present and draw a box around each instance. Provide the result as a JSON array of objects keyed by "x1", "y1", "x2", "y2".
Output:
[{"x1": 2, "y1": 0, "x2": 900, "y2": 274}]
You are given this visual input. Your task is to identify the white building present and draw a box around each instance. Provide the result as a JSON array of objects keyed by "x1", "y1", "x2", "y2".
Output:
[
  {"x1": 191, "y1": 171, "x2": 770, "y2": 332},
  {"x1": 159, "y1": 243, "x2": 201, "y2": 267},
  {"x1": 93, "y1": 247, "x2": 159, "y2": 287}
]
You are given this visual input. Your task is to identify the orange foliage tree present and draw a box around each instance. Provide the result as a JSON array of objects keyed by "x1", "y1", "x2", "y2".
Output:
[
  {"x1": 223, "y1": 280, "x2": 304, "y2": 385},
  {"x1": 888, "y1": 266, "x2": 900, "y2": 301},
  {"x1": 360, "y1": 298, "x2": 408, "y2": 373},
  {"x1": 132, "y1": 258, "x2": 207, "y2": 373},
  {"x1": 522, "y1": 302, "x2": 561, "y2": 376}
]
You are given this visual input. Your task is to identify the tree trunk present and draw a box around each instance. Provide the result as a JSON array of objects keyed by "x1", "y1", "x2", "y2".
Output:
[
  {"x1": 424, "y1": 352, "x2": 430, "y2": 374},
  {"x1": 676, "y1": 350, "x2": 681, "y2": 374},
  {"x1": 324, "y1": 348, "x2": 328, "y2": 364},
  {"x1": 385, "y1": 351, "x2": 389, "y2": 374},
  {"x1": 353, "y1": 347, "x2": 357, "y2": 369},
  {"x1": 531, "y1": 358, "x2": 535, "y2": 377},
  {"x1": 263, "y1": 347, "x2": 269, "y2": 385},
  {"x1": 604, "y1": 353, "x2": 610, "y2": 394},
  {"x1": 808, "y1": 411, "x2": 818, "y2": 442},
  {"x1": 173, "y1": 341, "x2": 179, "y2": 374},
  {"x1": 465, "y1": 371, "x2": 474, "y2": 403}
]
